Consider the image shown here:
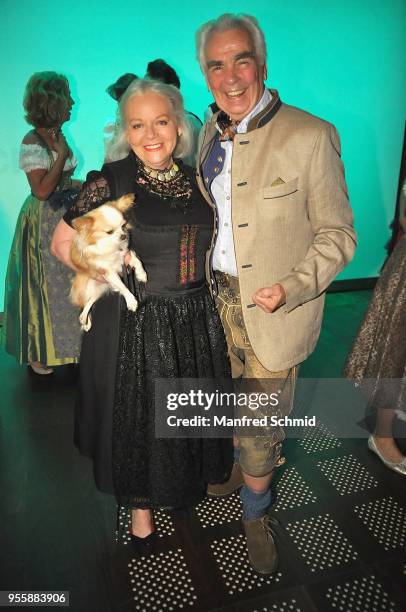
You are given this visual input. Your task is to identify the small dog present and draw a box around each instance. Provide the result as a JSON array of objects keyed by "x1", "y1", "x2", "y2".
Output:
[{"x1": 70, "y1": 193, "x2": 147, "y2": 331}]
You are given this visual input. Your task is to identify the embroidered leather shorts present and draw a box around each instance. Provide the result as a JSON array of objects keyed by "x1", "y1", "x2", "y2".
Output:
[{"x1": 214, "y1": 270, "x2": 297, "y2": 476}]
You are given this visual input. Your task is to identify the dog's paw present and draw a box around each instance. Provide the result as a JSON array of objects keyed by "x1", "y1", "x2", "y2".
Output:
[
  {"x1": 126, "y1": 294, "x2": 138, "y2": 312},
  {"x1": 79, "y1": 312, "x2": 92, "y2": 331},
  {"x1": 137, "y1": 269, "x2": 148, "y2": 283},
  {"x1": 82, "y1": 320, "x2": 92, "y2": 332}
]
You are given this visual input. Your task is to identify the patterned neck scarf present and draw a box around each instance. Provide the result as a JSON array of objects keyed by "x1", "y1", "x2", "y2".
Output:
[{"x1": 217, "y1": 111, "x2": 241, "y2": 142}]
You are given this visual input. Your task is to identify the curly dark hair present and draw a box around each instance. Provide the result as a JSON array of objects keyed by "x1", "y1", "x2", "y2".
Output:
[
  {"x1": 23, "y1": 72, "x2": 70, "y2": 128},
  {"x1": 106, "y1": 73, "x2": 138, "y2": 101},
  {"x1": 146, "y1": 59, "x2": 180, "y2": 89}
]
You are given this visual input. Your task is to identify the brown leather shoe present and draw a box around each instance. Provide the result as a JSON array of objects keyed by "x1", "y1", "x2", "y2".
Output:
[
  {"x1": 207, "y1": 461, "x2": 244, "y2": 497},
  {"x1": 243, "y1": 515, "x2": 279, "y2": 575}
]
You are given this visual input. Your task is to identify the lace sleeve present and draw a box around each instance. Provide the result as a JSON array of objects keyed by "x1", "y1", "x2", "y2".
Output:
[{"x1": 63, "y1": 171, "x2": 111, "y2": 226}]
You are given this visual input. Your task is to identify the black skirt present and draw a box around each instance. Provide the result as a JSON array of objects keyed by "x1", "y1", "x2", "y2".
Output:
[{"x1": 75, "y1": 286, "x2": 233, "y2": 509}]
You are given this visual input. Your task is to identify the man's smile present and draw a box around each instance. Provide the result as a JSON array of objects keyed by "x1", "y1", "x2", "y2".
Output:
[{"x1": 226, "y1": 89, "x2": 245, "y2": 98}]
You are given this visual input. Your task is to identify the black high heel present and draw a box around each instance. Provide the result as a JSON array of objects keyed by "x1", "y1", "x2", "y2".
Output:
[
  {"x1": 128, "y1": 510, "x2": 157, "y2": 552},
  {"x1": 130, "y1": 530, "x2": 157, "y2": 550}
]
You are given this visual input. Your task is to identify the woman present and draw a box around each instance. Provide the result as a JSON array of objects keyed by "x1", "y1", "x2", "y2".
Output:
[
  {"x1": 2, "y1": 72, "x2": 82, "y2": 375},
  {"x1": 344, "y1": 229, "x2": 406, "y2": 476},
  {"x1": 52, "y1": 79, "x2": 232, "y2": 541}
]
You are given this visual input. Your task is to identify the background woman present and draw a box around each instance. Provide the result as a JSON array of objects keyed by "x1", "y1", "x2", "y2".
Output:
[
  {"x1": 104, "y1": 72, "x2": 139, "y2": 160},
  {"x1": 344, "y1": 224, "x2": 406, "y2": 475},
  {"x1": 2, "y1": 72, "x2": 82, "y2": 375},
  {"x1": 52, "y1": 79, "x2": 232, "y2": 541}
]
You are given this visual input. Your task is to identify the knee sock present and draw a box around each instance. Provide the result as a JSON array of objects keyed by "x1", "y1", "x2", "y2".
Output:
[{"x1": 241, "y1": 485, "x2": 272, "y2": 520}]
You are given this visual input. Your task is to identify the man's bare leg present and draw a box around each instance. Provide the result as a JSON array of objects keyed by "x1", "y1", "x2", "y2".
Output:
[{"x1": 242, "y1": 471, "x2": 273, "y2": 494}]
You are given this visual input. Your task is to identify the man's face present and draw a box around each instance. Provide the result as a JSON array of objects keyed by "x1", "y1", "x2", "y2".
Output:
[{"x1": 205, "y1": 27, "x2": 266, "y2": 122}]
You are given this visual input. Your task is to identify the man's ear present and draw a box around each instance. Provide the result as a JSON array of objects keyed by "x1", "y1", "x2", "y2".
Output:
[{"x1": 263, "y1": 64, "x2": 268, "y2": 81}]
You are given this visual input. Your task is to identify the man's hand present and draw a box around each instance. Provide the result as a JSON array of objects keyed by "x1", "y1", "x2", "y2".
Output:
[{"x1": 252, "y1": 283, "x2": 286, "y2": 313}]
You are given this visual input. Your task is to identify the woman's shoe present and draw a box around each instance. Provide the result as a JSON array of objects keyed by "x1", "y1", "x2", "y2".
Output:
[
  {"x1": 129, "y1": 523, "x2": 157, "y2": 552},
  {"x1": 128, "y1": 508, "x2": 157, "y2": 552},
  {"x1": 130, "y1": 531, "x2": 157, "y2": 550},
  {"x1": 29, "y1": 362, "x2": 54, "y2": 375},
  {"x1": 368, "y1": 435, "x2": 406, "y2": 475}
]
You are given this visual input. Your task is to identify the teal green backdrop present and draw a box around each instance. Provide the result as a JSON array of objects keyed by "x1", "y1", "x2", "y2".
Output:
[{"x1": 1, "y1": 0, "x2": 405, "y2": 305}]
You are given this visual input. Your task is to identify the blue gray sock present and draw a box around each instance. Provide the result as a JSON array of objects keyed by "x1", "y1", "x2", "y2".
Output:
[{"x1": 241, "y1": 485, "x2": 272, "y2": 520}]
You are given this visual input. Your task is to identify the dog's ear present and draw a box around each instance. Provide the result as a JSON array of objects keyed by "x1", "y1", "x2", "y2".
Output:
[
  {"x1": 72, "y1": 215, "x2": 94, "y2": 233},
  {"x1": 114, "y1": 193, "x2": 135, "y2": 213}
]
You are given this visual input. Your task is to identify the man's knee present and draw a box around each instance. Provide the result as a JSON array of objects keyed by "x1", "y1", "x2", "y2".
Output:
[{"x1": 238, "y1": 435, "x2": 286, "y2": 477}]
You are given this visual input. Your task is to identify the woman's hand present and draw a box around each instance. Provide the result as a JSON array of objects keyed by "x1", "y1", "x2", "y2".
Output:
[
  {"x1": 51, "y1": 219, "x2": 77, "y2": 269},
  {"x1": 53, "y1": 132, "x2": 70, "y2": 160},
  {"x1": 27, "y1": 132, "x2": 73, "y2": 199}
]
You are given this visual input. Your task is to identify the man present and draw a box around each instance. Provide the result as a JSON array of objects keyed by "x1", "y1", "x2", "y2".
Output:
[{"x1": 195, "y1": 14, "x2": 356, "y2": 575}]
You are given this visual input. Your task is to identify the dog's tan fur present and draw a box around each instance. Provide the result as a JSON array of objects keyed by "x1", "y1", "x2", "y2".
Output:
[{"x1": 70, "y1": 194, "x2": 147, "y2": 331}]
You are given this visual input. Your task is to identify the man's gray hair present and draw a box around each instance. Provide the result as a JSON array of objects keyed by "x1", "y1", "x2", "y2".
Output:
[
  {"x1": 196, "y1": 13, "x2": 267, "y2": 74},
  {"x1": 106, "y1": 78, "x2": 193, "y2": 162}
]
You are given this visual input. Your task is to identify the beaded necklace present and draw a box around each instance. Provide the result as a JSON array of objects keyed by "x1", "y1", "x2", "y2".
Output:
[{"x1": 135, "y1": 156, "x2": 193, "y2": 212}]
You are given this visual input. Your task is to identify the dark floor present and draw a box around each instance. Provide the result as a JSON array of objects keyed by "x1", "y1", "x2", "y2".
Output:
[{"x1": 1, "y1": 291, "x2": 405, "y2": 612}]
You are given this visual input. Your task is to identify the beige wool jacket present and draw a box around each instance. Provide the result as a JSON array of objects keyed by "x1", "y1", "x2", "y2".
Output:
[{"x1": 196, "y1": 92, "x2": 357, "y2": 371}]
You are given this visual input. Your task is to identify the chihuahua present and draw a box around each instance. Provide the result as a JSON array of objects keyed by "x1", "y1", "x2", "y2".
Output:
[{"x1": 70, "y1": 193, "x2": 147, "y2": 331}]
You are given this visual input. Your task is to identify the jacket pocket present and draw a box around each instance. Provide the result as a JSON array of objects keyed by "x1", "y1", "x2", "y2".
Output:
[{"x1": 263, "y1": 177, "x2": 299, "y2": 199}]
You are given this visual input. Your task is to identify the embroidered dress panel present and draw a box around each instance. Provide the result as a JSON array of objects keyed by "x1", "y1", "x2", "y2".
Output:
[{"x1": 179, "y1": 225, "x2": 198, "y2": 285}]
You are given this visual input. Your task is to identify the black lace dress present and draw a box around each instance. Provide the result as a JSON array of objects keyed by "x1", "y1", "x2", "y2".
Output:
[{"x1": 64, "y1": 152, "x2": 232, "y2": 509}]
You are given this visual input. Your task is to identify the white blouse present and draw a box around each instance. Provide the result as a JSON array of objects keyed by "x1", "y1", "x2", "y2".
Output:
[{"x1": 19, "y1": 143, "x2": 77, "y2": 174}]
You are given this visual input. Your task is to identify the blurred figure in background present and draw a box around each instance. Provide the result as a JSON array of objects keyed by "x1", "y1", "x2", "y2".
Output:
[
  {"x1": 2, "y1": 72, "x2": 82, "y2": 375},
  {"x1": 146, "y1": 59, "x2": 202, "y2": 166},
  {"x1": 106, "y1": 73, "x2": 139, "y2": 103},
  {"x1": 104, "y1": 73, "x2": 139, "y2": 159},
  {"x1": 345, "y1": 184, "x2": 406, "y2": 475}
]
